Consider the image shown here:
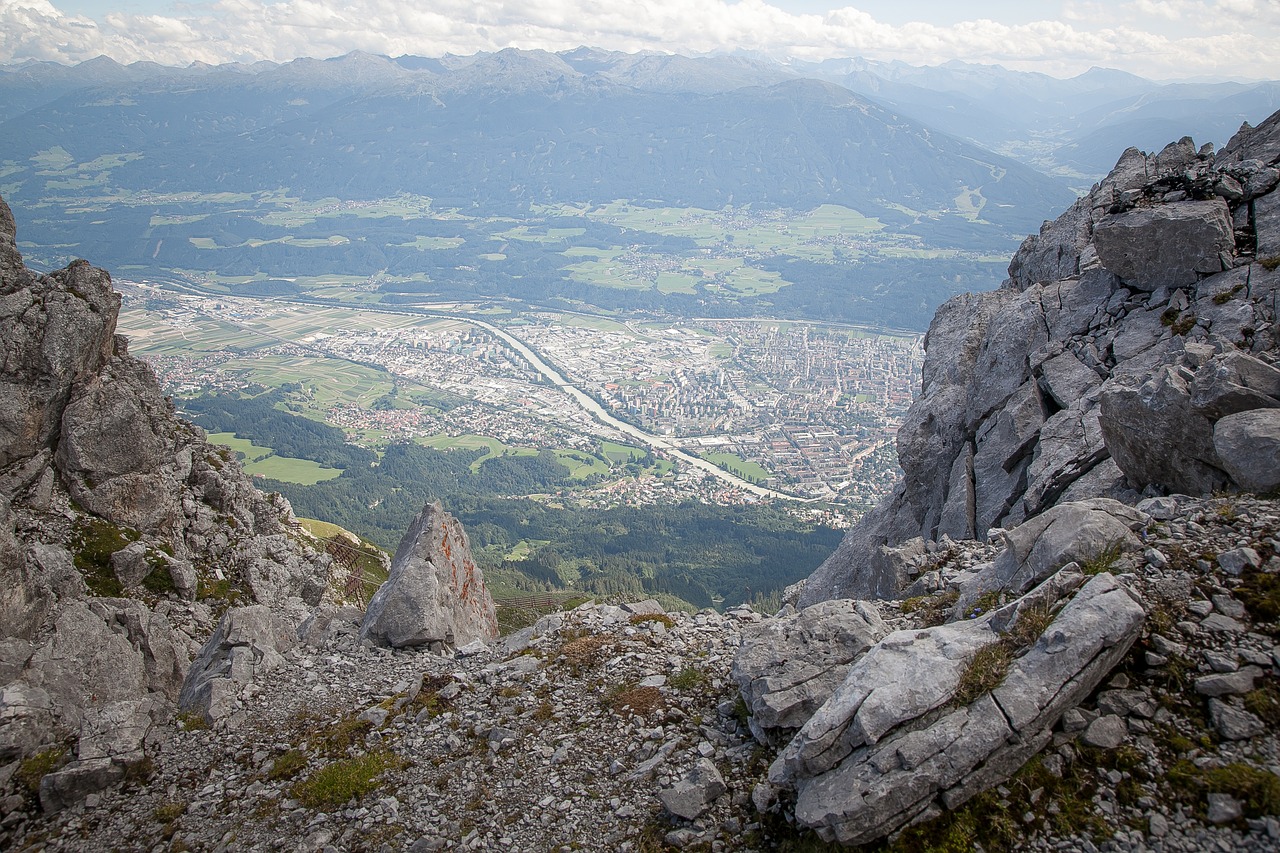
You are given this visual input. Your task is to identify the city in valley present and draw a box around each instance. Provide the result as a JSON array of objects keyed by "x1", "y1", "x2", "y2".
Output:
[{"x1": 121, "y1": 283, "x2": 922, "y2": 517}]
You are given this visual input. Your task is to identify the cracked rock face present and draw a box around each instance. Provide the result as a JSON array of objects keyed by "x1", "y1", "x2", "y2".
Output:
[
  {"x1": 178, "y1": 605, "x2": 294, "y2": 725},
  {"x1": 1092, "y1": 199, "x2": 1235, "y2": 291},
  {"x1": 801, "y1": 112, "x2": 1280, "y2": 608},
  {"x1": 774, "y1": 572, "x2": 1145, "y2": 845},
  {"x1": 0, "y1": 194, "x2": 334, "y2": 812},
  {"x1": 732, "y1": 599, "x2": 887, "y2": 738},
  {"x1": 360, "y1": 502, "x2": 499, "y2": 650}
]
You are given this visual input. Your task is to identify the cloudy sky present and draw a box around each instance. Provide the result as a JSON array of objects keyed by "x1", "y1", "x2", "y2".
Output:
[{"x1": 1, "y1": 0, "x2": 1275, "y2": 80}]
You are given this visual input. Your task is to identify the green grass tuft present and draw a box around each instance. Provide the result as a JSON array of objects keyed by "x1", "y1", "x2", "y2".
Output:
[
  {"x1": 900, "y1": 590, "x2": 959, "y2": 627},
  {"x1": 15, "y1": 747, "x2": 68, "y2": 796},
  {"x1": 669, "y1": 666, "x2": 708, "y2": 691},
  {"x1": 1006, "y1": 601, "x2": 1055, "y2": 649},
  {"x1": 268, "y1": 748, "x2": 308, "y2": 781},
  {"x1": 952, "y1": 642, "x2": 1013, "y2": 706},
  {"x1": 1080, "y1": 540, "x2": 1126, "y2": 576},
  {"x1": 152, "y1": 800, "x2": 187, "y2": 824},
  {"x1": 71, "y1": 517, "x2": 141, "y2": 597},
  {"x1": 629, "y1": 612, "x2": 676, "y2": 629},
  {"x1": 1202, "y1": 763, "x2": 1280, "y2": 818},
  {"x1": 289, "y1": 751, "x2": 401, "y2": 810},
  {"x1": 1237, "y1": 569, "x2": 1280, "y2": 623},
  {"x1": 1243, "y1": 683, "x2": 1280, "y2": 726}
]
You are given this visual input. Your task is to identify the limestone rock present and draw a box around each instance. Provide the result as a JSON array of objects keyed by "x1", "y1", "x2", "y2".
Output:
[
  {"x1": 658, "y1": 758, "x2": 727, "y2": 820},
  {"x1": 0, "y1": 200, "x2": 119, "y2": 469},
  {"x1": 179, "y1": 605, "x2": 292, "y2": 723},
  {"x1": 0, "y1": 496, "x2": 49, "y2": 640},
  {"x1": 798, "y1": 493, "x2": 926, "y2": 603},
  {"x1": 1190, "y1": 352, "x2": 1280, "y2": 419},
  {"x1": 76, "y1": 698, "x2": 154, "y2": 762},
  {"x1": 1208, "y1": 698, "x2": 1265, "y2": 741},
  {"x1": 1207, "y1": 792, "x2": 1243, "y2": 824},
  {"x1": 38, "y1": 757, "x2": 124, "y2": 814},
  {"x1": 1082, "y1": 714, "x2": 1127, "y2": 749},
  {"x1": 775, "y1": 573, "x2": 1144, "y2": 845},
  {"x1": 976, "y1": 499, "x2": 1145, "y2": 601},
  {"x1": 55, "y1": 356, "x2": 180, "y2": 531},
  {"x1": 109, "y1": 541, "x2": 152, "y2": 589},
  {"x1": 360, "y1": 502, "x2": 498, "y2": 650},
  {"x1": 1093, "y1": 200, "x2": 1234, "y2": 291},
  {"x1": 1194, "y1": 666, "x2": 1261, "y2": 697},
  {"x1": 22, "y1": 602, "x2": 151, "y2": 731},
  {"x1": 297, "y1": 604, "x2": 365, "y2": 647},
  {"x1": 1099, "y1": 367, "x2": 1229, "y2": 494},
  {"x1": 732, "y1": 600, "x2": 887, "y2": 736},
  {"x1": 1213, "y1": 409, "x2": 1280, "y2": 493},
  {"x1": 0, "y1": 682, "x2": 54, "y2": 762}
]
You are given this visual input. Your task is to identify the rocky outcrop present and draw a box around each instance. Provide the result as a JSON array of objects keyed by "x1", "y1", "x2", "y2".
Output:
[
  {"x1": 801, "y1": 112, "x2": 1280, "y2": 608},
  {"x1": 954, "y1": 498, "x2": 1146, "y2": 612},
  {"x1": 178, "y1": 605, "x2": 295, "y2": 725},
  {"x1": 772, "y1": 573, "x2": 1145, "y2": 845},
  {"x1": 0, "y1": 196, "x2": 331, "y2": 607},
  {"x1": 0, "y1": 194, "x2": 334, "y2": 810},
  {"x1": 732, "y1": 599, "x2": 887, "y2": 739},
  {"x1": 747, "y1": 497, "x2": 1153, "y2": 844},
  {"x1": 0, "y1": 243, "x2": 118, "y2": 469},
  {"x1": 360, "y1": 502, "x2": 499, "y2": 649},
  {"x1": 38, "y1": 696, "x2": 159, "y2": 813},
  {"x1": 1092, "y1": 199, "x2": 1235, "y2": 291},
  {"x1": 1214, "y1": 408, "x2": 1280, "y2": 492},
  {"x1": 773, "y1": 111, "x2": 1280, "y2": 849}
]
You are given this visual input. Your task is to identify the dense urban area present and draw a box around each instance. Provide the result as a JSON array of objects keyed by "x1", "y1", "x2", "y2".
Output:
[{"x1": 123, "y1": 284, "x2": 921, "y2": 509}]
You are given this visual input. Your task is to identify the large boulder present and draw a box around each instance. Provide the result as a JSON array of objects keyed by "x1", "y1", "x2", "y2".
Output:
[
  {"x1": 773, "y1": 573, "x2": 1145, "y2": 845},
  {"x1": 959, "y1": 498, "x2": 1147, "y2": 609},
  {"x1": 1214, "y1": 409, "x2": 1280, "y2": 493},
  {"x1": 1099, "y1": 366, "x2": 1230, "y2": 494},
  {"x1": 39, "y1": 696, "x2": 159, "y2": 813},
  {"x1": 20, "y1": 599, "x2": 185, "y2": 731},
  {"x1": 178, "y1": 605, "x2": 293, "y2": 724},
  {"x1": 55, "y1": 354, "x2": 181, "y2": 532},
  {"x1": 1190, "y1": 351, "x2": 1280, "y2": 418},
  {"x1": 361, "y1": 502, "x2": 499, "y2": 649},
  {"x1": 1092, "y1": 199, "x2": 1235, "y2": 292},
  {"x1": 733, "y1": 600, "x2": 888, "y2": 738}
]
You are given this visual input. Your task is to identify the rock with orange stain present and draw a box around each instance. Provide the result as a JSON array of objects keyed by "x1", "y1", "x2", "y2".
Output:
[{"x1": 359, "y1": 502, "x2": 499, "y2": 649}]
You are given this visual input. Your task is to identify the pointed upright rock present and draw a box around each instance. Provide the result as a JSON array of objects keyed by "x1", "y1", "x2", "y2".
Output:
[{"x1": 360, "y1": 502, "x2": 498, "y2": 649}]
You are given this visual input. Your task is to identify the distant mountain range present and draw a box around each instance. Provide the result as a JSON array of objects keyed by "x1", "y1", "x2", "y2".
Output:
[
  {"x1": 0, "y1": 48, "x2": 1276, "y2": 328},
  {"x1": 3, "y1": 48, "x2": 1275, "y2": 191},
  {"x1": 797, "y1": 57, "x2": 1280, "y2": 183},
  {"x1": 0, "y1": 48, "x2": 1071, "y2": 233}
]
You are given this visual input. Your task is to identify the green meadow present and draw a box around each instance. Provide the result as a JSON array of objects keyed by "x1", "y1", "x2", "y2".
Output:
[{"x1": 207, "y1": 432, "x2": 343, "y2": 484}]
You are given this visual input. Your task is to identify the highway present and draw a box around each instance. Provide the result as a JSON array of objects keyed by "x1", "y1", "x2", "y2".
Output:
[{"x1": 451, "y1": 314, "x2": 804, "y2": 502}]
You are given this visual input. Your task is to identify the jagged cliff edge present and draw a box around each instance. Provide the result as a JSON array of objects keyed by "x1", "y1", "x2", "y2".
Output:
[
  {"x1": 799, "y1": 112, "x2": 1280, "y2": 607},
  {"x1": 728, "y1": 110, "x2": 1280, "y2": 846}
]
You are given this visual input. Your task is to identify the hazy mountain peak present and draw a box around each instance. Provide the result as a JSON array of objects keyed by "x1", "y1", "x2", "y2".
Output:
[{"x1": 75, "y1": 54, "x2": 123, "y2": 72}]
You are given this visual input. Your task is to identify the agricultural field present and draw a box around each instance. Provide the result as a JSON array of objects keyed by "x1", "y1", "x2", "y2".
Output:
[
  {"x1": 15, "y1": 182, "x2": 1011, "y2": 331},
  {"x1": 206, "y1": 432, "x2": 343, "y2": 484}
]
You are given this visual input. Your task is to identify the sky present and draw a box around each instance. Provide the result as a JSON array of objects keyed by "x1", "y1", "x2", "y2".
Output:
[{"x1": 1, "y1": 0, "x2": 1276, "y2": 81}]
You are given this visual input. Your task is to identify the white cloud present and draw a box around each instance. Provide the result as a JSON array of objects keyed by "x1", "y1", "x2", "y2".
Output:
[{"x1": 0, "y1": 0, "x2": 1272, "y2": 80}]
